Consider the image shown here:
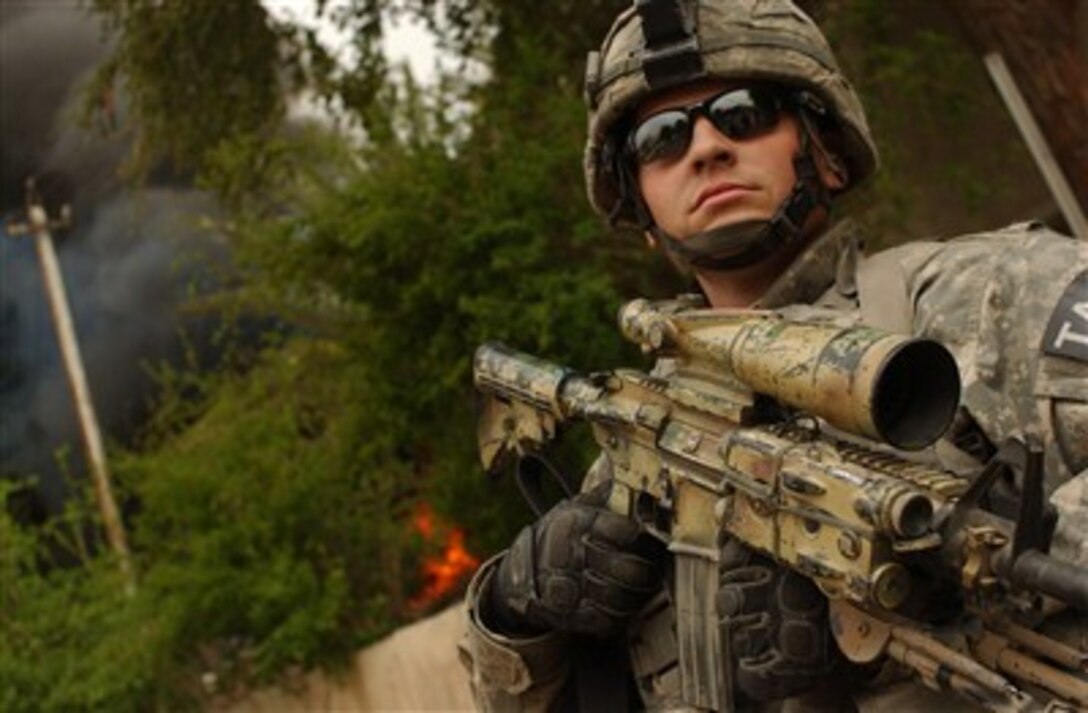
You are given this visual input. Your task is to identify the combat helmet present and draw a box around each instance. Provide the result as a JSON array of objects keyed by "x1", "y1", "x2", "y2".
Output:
[{"x1": 584, "y1": 0, "x2": 879, "y2": 270}]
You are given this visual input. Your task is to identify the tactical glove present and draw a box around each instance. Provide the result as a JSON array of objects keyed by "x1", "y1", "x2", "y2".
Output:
[
  {"x1": 488, "y1": 482, "x2": 665, "y2": 638},
  {"x1": 717, "y1": 539, "x2": 840, "y2": 702}
]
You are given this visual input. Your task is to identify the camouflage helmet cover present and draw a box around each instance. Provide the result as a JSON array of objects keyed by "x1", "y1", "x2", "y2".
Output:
[{"x1": 584, "y1": 0, "x2": 879, "y2": 227}]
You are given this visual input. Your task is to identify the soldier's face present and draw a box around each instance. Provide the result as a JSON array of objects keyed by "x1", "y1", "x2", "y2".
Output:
[{"x1": 634, "y1": 80, "x2": 834, "y2": 241}]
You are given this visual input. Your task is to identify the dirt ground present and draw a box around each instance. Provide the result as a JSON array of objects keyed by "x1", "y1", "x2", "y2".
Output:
[{"x1": 220, "y1": 604, "x2": 474, "y2": 712}]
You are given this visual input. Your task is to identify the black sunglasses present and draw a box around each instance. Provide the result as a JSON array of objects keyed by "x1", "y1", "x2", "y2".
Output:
[{"x1": 627, "y1": 86, "x2": 788, "y2": 165}]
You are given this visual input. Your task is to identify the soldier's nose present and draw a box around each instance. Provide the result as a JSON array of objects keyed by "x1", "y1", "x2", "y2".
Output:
[{"x1": 688, "y1": 116, "x2": 736, "y2": 169}]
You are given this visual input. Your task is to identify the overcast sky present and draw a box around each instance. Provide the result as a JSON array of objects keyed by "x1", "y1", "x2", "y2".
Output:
[{"x1": 262, "y1": 0, "x2": 442, "y2": 83}]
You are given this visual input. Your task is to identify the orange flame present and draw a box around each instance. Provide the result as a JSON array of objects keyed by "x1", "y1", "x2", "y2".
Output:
[{"x1": 409, "y1": 504, "x2": 480, "y2": 610}]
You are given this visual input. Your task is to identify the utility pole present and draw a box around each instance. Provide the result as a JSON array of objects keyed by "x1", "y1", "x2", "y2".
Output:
[
  {"x1": 983, "y1": 52, "x2": 1087, "y2": 239},
  {"x1": 5, "y1": 178, "x2": 134, "y2": 591}
]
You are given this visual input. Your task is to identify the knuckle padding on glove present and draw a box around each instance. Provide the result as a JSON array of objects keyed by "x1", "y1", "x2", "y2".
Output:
[
  {"x1": 490, "y1": 485, "x2": 665, "y2": 638},
  {"x1": 539, "y1": 572, "x2": 580, "y2": 611},
  {"x1": 584, "y1": 536, "x2": 659, "y2": 590},
  {"x1": 778, "y1": 570, "x2": 823, "y2": 613},
  {"x1": 583, "y1": 570, "x2": 649, "y2": 616},
  {"x1": 536, "y1": 508, "x2": 592, "y2": 569},
  {"x1": 718, "y1": 565, "x2": 774, "y2": 617},
  {"x1": 585, "y1": 507, "x2": 643, "y2": 544},
  {"x1": 775, "y1": 571, "x2": 825, "y2": 665},
  {"x1": 718, "y1": 546, "x2": 837, "y2": 702},
  {"x1": 778, "y1": 619, "x2": 822, "y2": 664}
]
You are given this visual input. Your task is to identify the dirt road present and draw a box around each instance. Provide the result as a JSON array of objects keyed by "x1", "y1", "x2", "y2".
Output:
[{"x1": 223, "y1": 603, "x2": 474, "y2": 711}]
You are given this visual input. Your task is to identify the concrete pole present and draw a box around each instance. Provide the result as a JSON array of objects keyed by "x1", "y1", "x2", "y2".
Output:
[{"x1": 12, "y1": 182, "x2": 134, "y2": 590}]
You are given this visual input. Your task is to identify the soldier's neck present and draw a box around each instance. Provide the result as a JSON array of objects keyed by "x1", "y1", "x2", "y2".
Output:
[
  {"x1": 697, "y1": 275, "x2": 768, "y2": 308},
  {"x1": 696, "y1": 238, "x2": 811, "y2": 308}
]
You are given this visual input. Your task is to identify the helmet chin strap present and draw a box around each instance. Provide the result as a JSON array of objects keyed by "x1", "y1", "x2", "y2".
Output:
[{"x1": 635, "y1": 119, "x2": 832, "y2": 273}]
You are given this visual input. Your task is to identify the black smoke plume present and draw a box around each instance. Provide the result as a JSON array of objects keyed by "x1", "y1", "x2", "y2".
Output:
[{"x1": 1, "y1": 1, "x2": 225, "y2": 515}]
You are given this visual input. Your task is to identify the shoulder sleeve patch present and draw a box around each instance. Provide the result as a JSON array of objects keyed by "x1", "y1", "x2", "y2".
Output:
[{"x1": 1042, "y1": 270, "x2": 1088, "y2": 363}]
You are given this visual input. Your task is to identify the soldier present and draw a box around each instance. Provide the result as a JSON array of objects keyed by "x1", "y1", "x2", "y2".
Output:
[{"x1": 460, "y1": 1, "x2": 1088, "y2": 710}]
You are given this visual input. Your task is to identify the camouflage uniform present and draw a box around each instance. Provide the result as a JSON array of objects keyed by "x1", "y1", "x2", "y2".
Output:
[{"x1": 459, "y1": 220, "x2": 1088, "y2": 711}]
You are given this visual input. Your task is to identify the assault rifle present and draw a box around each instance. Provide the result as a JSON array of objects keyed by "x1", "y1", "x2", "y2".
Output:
[{"x1": 473, "y1": 297, "x2": 1088, "y2": 712}]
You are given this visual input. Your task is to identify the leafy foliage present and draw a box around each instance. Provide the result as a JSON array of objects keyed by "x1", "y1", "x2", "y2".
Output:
[
  {"x1": 87, "y1": 1, "x2": 290, "y2": 176},
  {"x1": 811, "y1": 0, "x2": 1036, "y2": 245},
  {"x1": 122, "y1": 340, "x2": 407, "y2": 672},
  {"x1": 1, "y1": 480, "x2": 173, "y2": 713}
]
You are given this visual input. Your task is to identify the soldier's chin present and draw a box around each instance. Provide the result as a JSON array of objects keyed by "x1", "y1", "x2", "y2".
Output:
[{"x1": 667, "y1": 219, "x2": 775, "y2": 273}]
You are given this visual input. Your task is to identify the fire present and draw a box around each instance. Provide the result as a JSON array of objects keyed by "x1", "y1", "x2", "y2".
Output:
[{"x1": 409, "y1": 504, "x2": 480, "y2": 610}]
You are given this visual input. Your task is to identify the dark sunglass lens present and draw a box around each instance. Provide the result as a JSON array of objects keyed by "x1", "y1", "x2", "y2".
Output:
[
  {"x1": 708, "y1": 89, "x2": 780, "y2": 140},
  {"x1": 632, "y1": 111, "x2": 692, "y2": 164}
]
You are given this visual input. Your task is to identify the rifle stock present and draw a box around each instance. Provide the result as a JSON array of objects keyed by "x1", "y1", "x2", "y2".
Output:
[{"x1": 473, "y1": 298, "x2": 1088, "y2": 712}]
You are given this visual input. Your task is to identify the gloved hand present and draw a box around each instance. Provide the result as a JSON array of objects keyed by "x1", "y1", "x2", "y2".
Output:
[
  {"x1": 717, "y1": 539, "x2": 840, "y2": 702},
  {"x1": 488, "y1": 482, "x2": 665, "y2": 638}
]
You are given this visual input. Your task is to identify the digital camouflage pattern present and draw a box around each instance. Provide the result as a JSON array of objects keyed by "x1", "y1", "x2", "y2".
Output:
[{"x1": 583, "y1": 0, "x2": 878, "y2": 227}]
